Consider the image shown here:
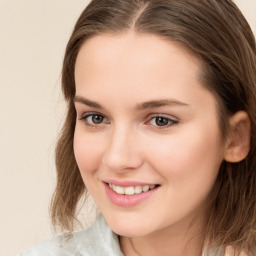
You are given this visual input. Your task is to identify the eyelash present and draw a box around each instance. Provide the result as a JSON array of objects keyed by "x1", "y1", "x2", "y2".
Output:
[
  {"x1": 79, "y1": 112, "x2": 179, "y2": 129},
  {"x1": 79, "y1": 112, "x2": 109, "y2": 127},
  {"x1": 146, "y1": 115, "x2": 179, "y2": 129}
]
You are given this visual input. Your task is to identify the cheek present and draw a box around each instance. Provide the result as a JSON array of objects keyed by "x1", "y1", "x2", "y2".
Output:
[
  {"x1": 144, "y1": 128, "x2": 224, "y2": 216},
  {"x1": 144, "y1": 124, "x2": 224, "y2": 184},
  {"x1": 73, "y1": 129, "x2": 105, "y2": 179}
]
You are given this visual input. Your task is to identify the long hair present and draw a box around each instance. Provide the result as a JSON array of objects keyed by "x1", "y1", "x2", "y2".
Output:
[{"x1": 51, "y1": 0, "x2": 256, "y2": 253}]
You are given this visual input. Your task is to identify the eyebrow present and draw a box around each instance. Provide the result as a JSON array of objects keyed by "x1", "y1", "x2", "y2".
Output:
[
  {"x1": 73, "y1": 96, "x2": 103, "y2": 109},
  {"x1": 73, "y1": 96, "x2": 189, "y2": 110},
  {"x1": 136, "y1": 99, "x2": 189, "y2": 110}
]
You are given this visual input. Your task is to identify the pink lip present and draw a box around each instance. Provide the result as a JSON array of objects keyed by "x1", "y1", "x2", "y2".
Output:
[
  {"x1": 104, "y1": 179, "x2": 156, "y2": 187},
  {"x1": 104, "y1": 182, "x2": 159, "y2": 207}
]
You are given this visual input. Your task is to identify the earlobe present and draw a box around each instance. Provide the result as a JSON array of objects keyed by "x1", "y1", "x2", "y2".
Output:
[{"x1": 224, "y1": 111, "x2": 251, "y2": 163}]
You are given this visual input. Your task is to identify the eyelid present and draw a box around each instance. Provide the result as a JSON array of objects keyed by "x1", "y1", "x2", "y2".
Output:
[
  {"x1": 145, "y1": 113, "x2": 179, "y2": 128},
  {"x1": 79, "y1": 111, "x2": 109, "y2": 126},
  {"x1": 78, "y1": 110, "x2": 104, "y2": 118},
  {"x1": 146, "y1": 113, "x2": 179, "y2": 120}
]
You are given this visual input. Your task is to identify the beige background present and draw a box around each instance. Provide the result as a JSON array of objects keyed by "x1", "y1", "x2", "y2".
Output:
[{"x1": 0, "y1": 1, "x2": 255, "y2": 255}]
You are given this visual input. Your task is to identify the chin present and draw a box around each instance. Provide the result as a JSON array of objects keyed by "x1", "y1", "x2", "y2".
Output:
[
  {"x1": 110, "y1": 223, "x2": 151, "y2": 238},
  {"x1": 103, "y1": 212, "x2": 155, "y2": 237}
]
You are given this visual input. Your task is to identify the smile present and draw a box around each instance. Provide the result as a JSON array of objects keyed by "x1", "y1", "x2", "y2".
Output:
[
  {"x1": 108, "y1": 183, "x2": 157, "y2": 195},
  {"x1": 104, "y1": 182, "x2": 160, "y2": 207}
]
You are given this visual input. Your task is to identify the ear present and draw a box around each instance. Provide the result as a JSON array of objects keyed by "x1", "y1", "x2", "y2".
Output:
[{"x1": 224, "y1": 111, "x2": 251, "y2": 163}]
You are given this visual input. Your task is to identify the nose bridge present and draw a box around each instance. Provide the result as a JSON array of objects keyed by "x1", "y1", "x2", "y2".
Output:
[{"x1": 102, "y1": 123, "x2": 142, "y2": 171}]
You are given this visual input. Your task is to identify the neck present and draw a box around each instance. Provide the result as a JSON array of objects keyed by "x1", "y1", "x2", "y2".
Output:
[{"x1": 120, "y1": 216, "x2": 205, "y2": 256}]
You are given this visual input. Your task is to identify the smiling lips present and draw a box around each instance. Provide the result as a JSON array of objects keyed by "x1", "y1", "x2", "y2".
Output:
[
  {"x1": 104, "y1": 182, "x2": 159, "y2": 207},
  {"x1": 108, "y1": 183, "x2": 157, "y2": 195}
]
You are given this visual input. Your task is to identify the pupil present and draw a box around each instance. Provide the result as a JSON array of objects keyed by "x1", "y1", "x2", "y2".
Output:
[
  {"x1": 92, "y1": 115, "x2": 103, "y2": 124},
  {"x1": 156, "y1": 117, "x2": 169, "y2": 126}
]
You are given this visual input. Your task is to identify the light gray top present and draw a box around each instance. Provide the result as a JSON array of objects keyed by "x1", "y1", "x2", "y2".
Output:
[
  {"x1": 18, "y1": 215, "x2": 124, "y2": 256},
  {"x1": 18, "y1": 214, "x2": 253, "y2": 256}
]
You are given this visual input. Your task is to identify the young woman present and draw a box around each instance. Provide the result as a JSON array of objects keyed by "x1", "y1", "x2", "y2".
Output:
[{"x1": 20, "y1": 0, "x2": 256, "y2": 255}]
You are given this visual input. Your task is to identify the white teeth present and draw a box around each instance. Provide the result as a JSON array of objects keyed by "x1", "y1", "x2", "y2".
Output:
[
  {"x1": 115, "y1": 186, "x2": 125, "y2": 194},
  {"x1": 149, "y1": 185, "x2": 156, "y2": 189},
  {"x1": 142, "y1": 185, "x2": 149, "y2": 192},
  {"x1": 134, "y1": 186, "x2": 142, "y2": 194},
  {"x1": 125, "y1": 187, "x2": 135, "y2": 195},
  {"x1": 108, "y1": 183, "x2": 157, "y2": 195}
]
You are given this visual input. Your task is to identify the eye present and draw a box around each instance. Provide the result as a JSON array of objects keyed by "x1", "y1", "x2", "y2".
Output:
[
  {"x1": 148, "y1": 115, "x2": 178, "y2": 128},
  {"x1": 89, "y1": 114, "x2": 104, "y2": 124},
  {"x1": 80, "y1": 113, "x2": 108, "y2": 126}
]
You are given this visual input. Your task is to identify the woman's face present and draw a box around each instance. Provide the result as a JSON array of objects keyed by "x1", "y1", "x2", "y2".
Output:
[{"x1": 74, "y1": 32, "x2": 227, "y2": 237}]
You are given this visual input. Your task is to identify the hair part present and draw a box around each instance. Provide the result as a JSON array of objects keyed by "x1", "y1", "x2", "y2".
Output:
[{"x1": 51, "y1": 0, "x2": 256, "y2": 253}]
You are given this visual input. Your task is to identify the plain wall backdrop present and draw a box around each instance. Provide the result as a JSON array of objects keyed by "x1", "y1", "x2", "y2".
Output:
[{"x1": 0, "y1": 1, "x2": 255, "y2": 255}]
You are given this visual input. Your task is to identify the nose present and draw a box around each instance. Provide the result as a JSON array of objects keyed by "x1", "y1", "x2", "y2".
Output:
[{"x1": 102, "y1": 125, "x2": 143, "y2": 172}]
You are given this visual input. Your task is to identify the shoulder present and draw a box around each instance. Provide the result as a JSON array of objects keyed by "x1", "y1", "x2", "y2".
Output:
[
  {"x1": 18, "y1": 215, "x2": 123, "y2": 256},
  {"x1": 203, "y1": 245, "x2": 256, "y2": 256}
]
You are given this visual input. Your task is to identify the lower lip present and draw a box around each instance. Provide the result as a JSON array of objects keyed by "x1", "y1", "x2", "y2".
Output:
[{"x1": 104, "y1": 183, "x2": 159, "y2": 207}]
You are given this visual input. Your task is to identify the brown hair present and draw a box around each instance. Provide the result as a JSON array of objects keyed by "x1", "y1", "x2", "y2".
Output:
[{"x1": 51, "y1": 0, "x2": 256, "y2": 253}]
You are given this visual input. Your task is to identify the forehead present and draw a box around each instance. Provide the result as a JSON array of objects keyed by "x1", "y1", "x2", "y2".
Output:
[
  {"x1": 74, "y1": 32, "x2": 215, "y2": 108},
  {"x1": 75, "y1": 32, "x2": 201, "y2": 84}
]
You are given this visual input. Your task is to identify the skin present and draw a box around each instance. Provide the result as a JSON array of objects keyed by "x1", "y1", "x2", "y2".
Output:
[{"x1": 73, "y1": 32, "x2": 228, "y2": 256}]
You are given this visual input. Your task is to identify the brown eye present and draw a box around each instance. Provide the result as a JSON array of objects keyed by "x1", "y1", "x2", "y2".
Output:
[
  {"x1": 149, "y1": 116, "x2": 178, "y2": 128},
  {"x1": 91, "y1": 114, "x2": 104, "y2": 124},
  {"x1": 155, "y1": 117, "x2": 170, "y2": 126},
  {"x1": 81, "y1": 113, "x2": 106, "y2": 125}
]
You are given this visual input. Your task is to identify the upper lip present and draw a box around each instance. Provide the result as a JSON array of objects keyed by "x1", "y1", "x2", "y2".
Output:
[{"x1": 103, "y1": 179, "x2": 159, "y2": 187}]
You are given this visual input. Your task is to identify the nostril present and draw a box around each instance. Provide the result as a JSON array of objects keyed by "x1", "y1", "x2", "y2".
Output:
[{"x1": 102, "y1": 151, "x2": 143, "y2": 172}]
